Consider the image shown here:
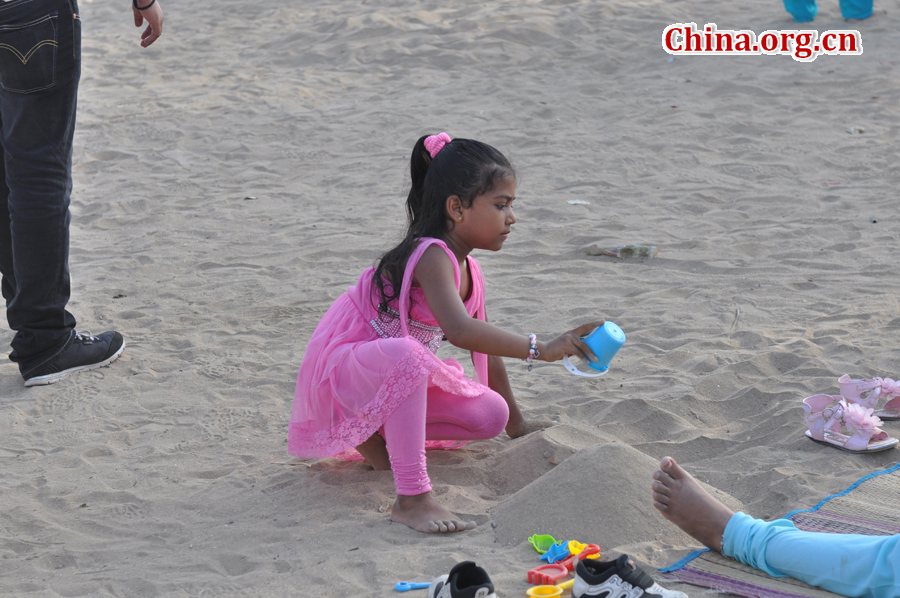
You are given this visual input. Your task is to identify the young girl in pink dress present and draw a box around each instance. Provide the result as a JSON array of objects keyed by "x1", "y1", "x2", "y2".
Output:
[{"x1": 288, "y1": 133, "x2": 603, "y2": 533}]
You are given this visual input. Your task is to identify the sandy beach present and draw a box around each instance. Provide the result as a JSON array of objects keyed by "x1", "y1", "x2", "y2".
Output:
[{"x1": 2, "y1": 0, "x2": 899, "y2": 595}]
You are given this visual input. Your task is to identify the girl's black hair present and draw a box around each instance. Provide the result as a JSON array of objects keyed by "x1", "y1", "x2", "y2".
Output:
[{"x1": 373, "y1": 135, "x2": 515, "y2": 312}]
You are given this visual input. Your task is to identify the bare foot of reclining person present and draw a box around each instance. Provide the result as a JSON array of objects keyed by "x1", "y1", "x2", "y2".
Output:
[
  {"x1": 651, "y1": 456, "x2": 735, "y2": 551},
  {"x1": 391, "y1": 491, "x2": 476, "y2": 533}
]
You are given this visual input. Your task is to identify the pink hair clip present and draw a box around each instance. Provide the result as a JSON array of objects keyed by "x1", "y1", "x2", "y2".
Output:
[{"x1": 424, "y1": 132, "x2": 451, "y2": 158}]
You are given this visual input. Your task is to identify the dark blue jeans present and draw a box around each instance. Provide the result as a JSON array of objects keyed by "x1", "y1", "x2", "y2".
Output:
[{"x1": 0, "y1": 0, "x2": 80, "y2": 376}]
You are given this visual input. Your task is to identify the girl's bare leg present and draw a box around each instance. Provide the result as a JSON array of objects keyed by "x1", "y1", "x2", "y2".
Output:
[{"x1": 355, "y1": 433, "x2": 390, "y2": 470}]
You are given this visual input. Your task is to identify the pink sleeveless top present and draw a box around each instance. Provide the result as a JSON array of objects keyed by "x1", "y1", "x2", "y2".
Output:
[{"x1": 288, "y1": 238, "x2": 489, "y2": 458}]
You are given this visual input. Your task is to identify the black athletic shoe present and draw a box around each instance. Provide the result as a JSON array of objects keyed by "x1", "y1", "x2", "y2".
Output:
[
  {"x1": 23, "y1": 330, "x2": 125, "y2": 387},
  {"x1": 427, "y1": 561, "x2": 496, "y2": 598},
  {"x1": 573, "y1": 554, "x2": 687, "y2": 598}
]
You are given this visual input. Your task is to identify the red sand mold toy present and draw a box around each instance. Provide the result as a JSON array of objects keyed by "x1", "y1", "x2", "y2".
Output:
[{"x1": 527, "y1": 562, "x2": 568, "y2": 586}]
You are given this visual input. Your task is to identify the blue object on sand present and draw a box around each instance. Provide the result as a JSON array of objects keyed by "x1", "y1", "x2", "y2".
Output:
[
  {"x1": 395, "y1": 581, "x2": 430, "y2": 591},
  {"x1": 539, "y1": 542, "x2": 571, "y2": 563}
]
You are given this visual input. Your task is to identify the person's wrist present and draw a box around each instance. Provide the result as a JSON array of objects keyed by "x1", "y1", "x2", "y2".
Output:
[
  {"x1": 535, "y1": 341, "x2": 548, "y2": 361},
  {"x1": 133, "y1": 0, "x2": 156, "y2": 10}
]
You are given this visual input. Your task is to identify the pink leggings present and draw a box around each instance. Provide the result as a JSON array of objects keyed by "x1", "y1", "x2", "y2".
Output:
[{"x1": 381, "y1": 378, "x2": 509, "y2": 495}]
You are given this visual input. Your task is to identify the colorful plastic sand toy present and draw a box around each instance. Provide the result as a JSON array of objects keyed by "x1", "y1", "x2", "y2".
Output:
[
  {"x1": 527, "y1": 545, "x2": 602, "y2": 586},
  {"x1": 527, "y1": 562, "x2": 568, "y2": 586},
  {"x1": 395, "y1": 581, "x2": 430, "y2": 592},
  {"x1": 526, "y1": 578, "x2": 574, "y2": 598},
  {"x1": 528, "y1": 534, "x2": 558, "y2": 554},
  {"x1": 567, "y1": 540, "x2": 601, "y2": 560},
  {"x1": 538, "y1": 542, "x2": 571, "y2": 563},
  {"x1": 562, "y1": 321, "x2": 626, "y2": 378},
  {"x1": 562, "y1": 545, "x2": 601, "y2": 571}
]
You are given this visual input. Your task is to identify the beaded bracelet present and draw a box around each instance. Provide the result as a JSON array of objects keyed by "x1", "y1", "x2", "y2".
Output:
[
  {"x1": 525, "y1": 334, "x2": 539, "y2": 371},
  {"x1": 133, "y1": 0, "x2": 156, "y2": 10}
]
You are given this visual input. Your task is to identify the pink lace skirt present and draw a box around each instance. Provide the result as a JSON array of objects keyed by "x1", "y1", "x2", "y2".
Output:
[{"x1": 288, "y1": 295, "x2": 486, "y2": 459}]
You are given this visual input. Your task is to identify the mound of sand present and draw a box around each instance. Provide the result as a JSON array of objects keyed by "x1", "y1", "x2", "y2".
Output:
[{"x1": 491, "y1": 440, "x2": 744, "y2": 554}]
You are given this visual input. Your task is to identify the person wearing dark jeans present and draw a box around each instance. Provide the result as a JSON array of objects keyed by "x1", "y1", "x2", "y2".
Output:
[{"x1": 0, "y1": 0, "x2": 162, "y2": 386}]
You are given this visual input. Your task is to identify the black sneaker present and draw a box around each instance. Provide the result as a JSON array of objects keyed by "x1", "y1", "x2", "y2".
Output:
[
  {"x1": 428, "y1": 561, "x2": 496, "y2": 598},
  {"x1": 573, "y1": 554, "x2": 687, "y2": 598},
  {"x1": 23, "y1": 330, "x2": 125, "y2": 387}
]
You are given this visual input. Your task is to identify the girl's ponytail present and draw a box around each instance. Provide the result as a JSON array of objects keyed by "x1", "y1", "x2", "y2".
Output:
[{"x1": 406, "y1": 135, "x2": 432, "y2": 228}]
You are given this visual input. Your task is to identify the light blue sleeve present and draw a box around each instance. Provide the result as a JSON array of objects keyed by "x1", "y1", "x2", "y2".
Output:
[{"x1": 723, "y1": 512, "x2": 900, "y2": 598}]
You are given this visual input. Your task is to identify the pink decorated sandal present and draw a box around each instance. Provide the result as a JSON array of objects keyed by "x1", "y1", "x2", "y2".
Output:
[
  {"x1": 838, "y1": 374, "x2": 900, "y2": 420},
  {"x1": 803, "y1": 394, "x2": 898, "y2": 453}
]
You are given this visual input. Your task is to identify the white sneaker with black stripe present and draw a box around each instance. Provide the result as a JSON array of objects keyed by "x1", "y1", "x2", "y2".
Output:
[
  {"x1": 573, "y1": 554, "x2": 687, "y2": 598},
  {"x1": 428, "y1": 561, "x2": 496, "y2": 598}
]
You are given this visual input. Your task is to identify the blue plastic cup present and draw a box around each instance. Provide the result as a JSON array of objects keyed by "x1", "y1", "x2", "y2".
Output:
[{"x1": 582, "y1": 322, "x2": 626, "y2": 372}]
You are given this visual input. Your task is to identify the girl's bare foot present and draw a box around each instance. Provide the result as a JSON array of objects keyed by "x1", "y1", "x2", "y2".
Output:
[
  {"x1": 651, "y1": 456, "x2": 734, "y2": 551},
  {"x1": 390, "y1": 491, "x2": 476, "y2": 533},
  {"x1": 355, "y1": 433, "x2": 390, "y2": 470}
]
